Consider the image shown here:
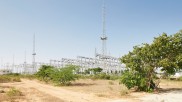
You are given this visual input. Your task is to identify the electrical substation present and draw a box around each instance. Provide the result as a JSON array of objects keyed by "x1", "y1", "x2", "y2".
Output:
[{"x1": 0, "y1": 0, "x2": 125, "y2": 74}]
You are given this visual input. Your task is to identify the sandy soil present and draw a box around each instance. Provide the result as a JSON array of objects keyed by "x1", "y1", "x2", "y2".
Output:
[
  {"x1": 1, "y1": 79, "x2": 128, "y2": 102},
  {"x1": 1, "y1": 79, "x2": 182, "y2": 102},
  {"x1": 138, "y1": 80, "x2": 182, "y2": 102}
]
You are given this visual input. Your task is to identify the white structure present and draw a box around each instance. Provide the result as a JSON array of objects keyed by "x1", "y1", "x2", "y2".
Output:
[
  {"x1": 49, "y1": 53, "x2": 125, "y2": 74},
  {"x1": 0, "y1": 0, "x2": 125, "y2": 74}
]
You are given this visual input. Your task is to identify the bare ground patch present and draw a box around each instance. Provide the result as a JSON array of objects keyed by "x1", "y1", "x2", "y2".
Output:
[
  {"x1": 1, "y1": 79, "x2": 182, "y2": 102},
  {"x1": 0, "y1": 82, "x2": 64, "y2": 102}
]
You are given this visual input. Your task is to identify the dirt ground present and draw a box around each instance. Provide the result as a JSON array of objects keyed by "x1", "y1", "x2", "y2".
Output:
[{"x1": 0, "y1": 79, "x2": 182, "y2": 102}]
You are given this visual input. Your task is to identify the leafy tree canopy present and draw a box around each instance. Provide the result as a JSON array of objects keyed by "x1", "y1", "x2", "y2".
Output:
[
  {"x1": 35, "y1": 65, "x2": 79, "y2": 85},
  {"x1": 120, "y1": 30, "x2": 182, "y2": 91}
]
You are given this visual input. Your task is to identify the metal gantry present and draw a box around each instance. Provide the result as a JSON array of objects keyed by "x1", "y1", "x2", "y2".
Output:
[{"x1": 47, "y1": 53, "x2": 125, "y2": 74}]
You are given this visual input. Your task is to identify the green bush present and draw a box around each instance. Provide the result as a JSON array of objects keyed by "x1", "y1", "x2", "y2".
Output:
[
  {"x1": 35, "y1": 65, "x2": 79, "y2": 86},
  {"x1": 7, "y1": 73, "x2": 20, "y2": 76},
  {"x1": 99, "y1": 73, "x2": 111, "y2": 79},
  {"x1": 35, "y1": 65, "x2": 55, "y2": 82},
  {"x1": 51, "y1": 65, "x2": 79, "y2": 85},
  {"x1": 87, "y1": 73, "x2": 111, "y2": 80},
  {"x1": 120, "y1": 71, "x2": 155, "y2": 92},
  {"x1": 82, "y1": 73, "x2": 120, "y2": 80}
]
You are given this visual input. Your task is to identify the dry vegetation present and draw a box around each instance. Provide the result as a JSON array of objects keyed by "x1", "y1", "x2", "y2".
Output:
[
  {"x1": 159, "y1": 79, "x2": 182, "y2": 91},
  {"x1": 1, "y1": 74, "x2": 182, "y2": 102},
  {"x1": 0, "y1": 83, "x2": 64, "y2": 102},
  {"x1": 62, "y1": 79, "x2": 129, "y2": 98},
  {"x1": 0, "y1": 74, "x2": 64, "y2": 102},
  {"x1": 0, "y1": 86, "x2": 24, "y2": 102},
  {"x1": 0, "y1": 75, "x2": 21, "y2": 83}
]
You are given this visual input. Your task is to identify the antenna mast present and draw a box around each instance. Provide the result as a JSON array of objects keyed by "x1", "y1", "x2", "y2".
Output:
[
  {"x1": 101, "y1": 0, "x2": 107, "y2": 56},
  {"x1": 32, "y1": 34, "x2": 36, "y2": 73},
  {"x1": 24, "y1": 50, "x2": 27, "y2": 73},
  {"x1": 12, "y1": 54, "x2": 14, "y2": 73}
]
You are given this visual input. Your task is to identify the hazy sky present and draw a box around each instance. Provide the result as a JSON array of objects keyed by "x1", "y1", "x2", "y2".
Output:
[{"x1": 0, "y1": 0, "x2": 182, "y2": 65}]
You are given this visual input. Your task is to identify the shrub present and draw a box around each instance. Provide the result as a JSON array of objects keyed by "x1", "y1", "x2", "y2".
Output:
[
  {"x1": 7, "y1": 88, "x2": 22, "y2": 97},
  {"x1": 84, "y1": 67, "x2": 103, "y2": 74},
  {"x1": 36, "y1": 65, "x2": 79, "y2": 86},
  {"x1": 7, "y1": 73, "x2": 20, "y2": 76},
  {"x1": 120, "y1": 70, "x2": 155, "y2": 92},
  {"x1": 51, "y1": 65, "x2": 79, "y2": 85},
  {"x1": 120, "y1": 84, "x2": 129, "y2": 96},
  {"x1": 177, "y1": 76, "x2": 182, "y2": 81},
  {"x1": 0, "y1": 76, "x2": 11, "y2": 83},
  {"x1": 109, "y1": 74, "x2": 120, "y2": 80},
  {"x1": 86, "y1": 73, "x2": 120, "y2": 80},
  {"x1": 97, "y1": 73, "x2": 110, "y2": 79},
  {"x1": 35, "y1": 65, "x2": 55, "y2": 82},
  {"x1": 0, "y1": 75, "x2": 21, "y2": 83}
]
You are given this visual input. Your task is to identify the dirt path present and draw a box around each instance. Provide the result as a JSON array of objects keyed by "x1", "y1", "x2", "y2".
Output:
[
  {"x1": 138, "y1": 90, "x2": 182, "y2": 102},
  {"x1": 2, "y1": 79, "x2": 128, "y2": 102},
  {"x1": 2, "y1": 79, "x2": 182, "y2": 102}
]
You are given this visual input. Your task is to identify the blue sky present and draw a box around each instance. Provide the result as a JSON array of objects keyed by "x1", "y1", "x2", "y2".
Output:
[{"x1": 0, "y1": 0, "x2": 182, "y2": 65}]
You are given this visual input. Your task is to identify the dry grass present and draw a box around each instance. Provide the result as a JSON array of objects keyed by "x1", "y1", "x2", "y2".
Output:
[
  {"x1": 0, "y1": 84, "x2": 64, "y2": 102},
  {"x1": 108, "y1": 81, "x2": 114, "y2": 85},
  {"x1": 0, "y1": 75, "x2": 21, "y2": 83},
  {"x1": 120, "y1": 84, "x2": 129, "y2": 96},
  {"x1": 2, "y1": 78, "x2": 182, "y2": 102},
  {"x1": 160, "y1": 79, "x2": 182, "y2": 88},
  {"x1": 62, "y1": 79, "x2": 129, "y2": 98},
  {"x1": 157, "y1": 79, "x2": 182, "y2": 93},
  {"x1": 0, "y1": 86, "x2": 24, "y2": 102}
]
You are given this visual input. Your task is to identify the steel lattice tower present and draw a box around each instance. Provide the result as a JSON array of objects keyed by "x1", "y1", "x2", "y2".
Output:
[
  {"x1": 101, "y1": 0, "x2": 107, "y2": 56},
  {"x1": 32, "y1": 34, "x2": 36, "y2": 73}
]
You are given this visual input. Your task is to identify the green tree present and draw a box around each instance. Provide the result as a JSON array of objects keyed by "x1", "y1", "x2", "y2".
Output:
[
  {"x1": 35, "y1": 65, "x2": 55, "y2": 82},
  {"x1": 120, "y1": 30, "x2": 182, "y2": 91},
  {"x1": 51, "y1": 65, "x2": 79, "y2": 85}
]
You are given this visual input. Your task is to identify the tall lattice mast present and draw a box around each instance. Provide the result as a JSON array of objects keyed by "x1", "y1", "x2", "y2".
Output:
[
  {"x1": 32, "y1": 34, "x2": 36, "y2": 73},
  {"x1": 24, "y1": 50, "x2": 27, "y2": 73},
  {"x1": 100, "y1": 0, "x2": 107, "y2": 56}
]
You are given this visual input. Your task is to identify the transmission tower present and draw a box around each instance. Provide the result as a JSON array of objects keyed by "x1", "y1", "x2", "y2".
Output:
[
  {"x1": 24, "y1": 50, "x2": 27, "y2": 73},
  {"x1": 100, "y1": 0, "x2": 107, "y2": 56},
  {"x1": 12, "y1": 54, "x2": 14, "y2": 73},
  {"x1": 32, "y1": 34, "x2": 36, "y2": 73}
]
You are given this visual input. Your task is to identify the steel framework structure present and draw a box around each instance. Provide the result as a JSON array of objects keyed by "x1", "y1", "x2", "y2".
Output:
[{"x1": 48, "y1": 53, "x2": 125, "y2": 74}]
